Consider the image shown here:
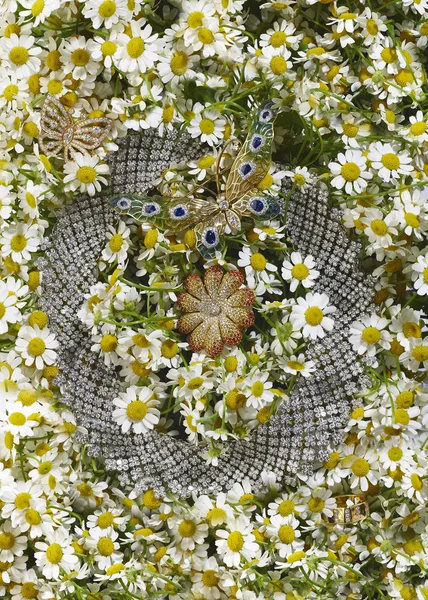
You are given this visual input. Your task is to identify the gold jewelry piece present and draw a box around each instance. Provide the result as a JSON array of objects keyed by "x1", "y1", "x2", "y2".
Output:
[
  {"x1": 39, "y1": 94, "x2": 112, "y2": 161},
  {"x1": 323, "y1": 494, "x2": 369, "y2": 525}
]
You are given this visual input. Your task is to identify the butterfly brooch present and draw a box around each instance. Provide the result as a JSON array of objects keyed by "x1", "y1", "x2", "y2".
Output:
[
  {"x1": 39, "y1": 94, "x2": 112, "y2": 161},
  {"x1": 108, "y1": 101, "x2": 283, "y2": 258}
]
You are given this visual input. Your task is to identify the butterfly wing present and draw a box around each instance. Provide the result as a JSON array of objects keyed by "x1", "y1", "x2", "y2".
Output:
[
  {"x1": 230, "y1": 190, "x2": 284, "y2": 222},
  {"x1": 108, "y1": 194, "x2": 216, "y2": 234},
  {"x1": 70, "y1": 118, "x2": 112, "y2": 156},
  {"x1": 225, "y1": 101, "x2": 278, "y2": 205},
  {"x1": 194, "y1": 211, "x2": 227, "y2": 259},
  {"x1": 39, "y1": 94, "x2": 73, "y2": 156}
]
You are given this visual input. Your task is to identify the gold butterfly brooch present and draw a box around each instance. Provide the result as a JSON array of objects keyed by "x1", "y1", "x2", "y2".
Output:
[
  {"x1": 39, "y1": 94, "x2": 112, "y2": 161},
  {"x1": 108, "y1": 101, "x2": 283, "y2": 258}
]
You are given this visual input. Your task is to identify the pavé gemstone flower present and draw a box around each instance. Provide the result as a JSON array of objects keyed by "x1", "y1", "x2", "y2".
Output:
[{"x1": 177, "y1": 265, "x2": 255, "y2": 358}]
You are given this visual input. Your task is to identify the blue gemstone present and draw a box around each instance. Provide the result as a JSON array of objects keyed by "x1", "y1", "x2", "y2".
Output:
[
  {"x1": 241, "y1": 163, "x2": 252, "y2": 176},
  {"x1": 174, "y1": 206, "x2": 186, "y2": 217},
  {"x1": 145, "y1": 204, "x2": 157, "y2": 214},
  {"x1": 252, "y1": 136, "x2": 262, "y2": 148},
  {"x1": 262, "y1": 111, "x2": 270, "y2": 119},
  {"x1": 119, "y1": 200, "x2": 128, "y2": 207},
  {"x1": 205, "y1": 230, "x2": 217, "y2": 245},
  {"x1": 251, "y1": 198, "x2": 265, "y2": 213}
]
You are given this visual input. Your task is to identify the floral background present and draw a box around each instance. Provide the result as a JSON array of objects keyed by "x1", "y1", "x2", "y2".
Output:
[{"x1": 0, "y1": 0, "x2": 428, "y2": 598}]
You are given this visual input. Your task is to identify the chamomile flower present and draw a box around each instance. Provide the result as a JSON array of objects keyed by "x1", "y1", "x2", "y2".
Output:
[
  {"x1": 368, "y1": 142, "x2": 413, "y2": 183},
  {"x1": 215, "y1": 516, "x2": 259, "y2": 567},
  {"x1": 282, "y1": 252, "x2": 319, "y2": 292},
  {"x1": 401, "y1": 338, "x2": 428, "y2": 371},
  {"x1": 0, "y1": 222, "x2": 41, "y2": 264},
  {"x1": 116, "y1": 20, "x2": 161, "y2": 77},
  {"x1": 0, "y1": 279, "x2": 22, "y2": 334},
  {"x1": 63, "y1": 153, "x2": 110, "y2": 196},
  {"x1": 361, "y1": 207, "x2": 399, "y2": 249},
  {"x1": 349, "y1": 315, "x2": 392, "y2": 356},
  {"x1": 82, "y1": 0, "x2": 131, "y2": 29},
  {"x1": 34, "y1": 528, "x2": 79, "y2": 579},
  {"x1": 281, "y1": 353, "x2": 316, "y2": 377},
  {"x1": 408, "y1": 253, "x2": 428, "y2": 295},
  {"x1": 0, "y1": 34, "x2": 42, "y2": 78},
  {"x1": 113, "y1": 386, "x2": 160, "y2": 434},
  {"x1": 0, "y1": 521, "x2": 27, "y2": 561},
  {"x1": 390, "y1": 308, "x2": 423, "y2": 350},
  {"x1": 102, "y1": 221, "x2": 131, "y2": 264},
  {"x1": 237, "y1": 246, "x2": 277, "y2": 287},
  {"x1": 265, "y1": 514, "x2": 303, "y2": 557},
  {"x1": 290, "y1": 293, "x2": 336, "y2": 340},
  {"x1": 188, "y1": 109, "x2": 226, "y2": 146},
  {"x1": 329, "y1": 150, "x2": 372, "y2": 194},
  {"x1": 60, "y1": 35, "x2": 102, "y2": 80},
  {"x1": 15, "y1": 326, "x2": 58, "y2": 371}
]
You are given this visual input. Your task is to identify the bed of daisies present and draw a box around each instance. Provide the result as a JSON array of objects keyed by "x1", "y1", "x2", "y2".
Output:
[{"x1": 1, "y1": 0, "x2": 428, "y2": 599}]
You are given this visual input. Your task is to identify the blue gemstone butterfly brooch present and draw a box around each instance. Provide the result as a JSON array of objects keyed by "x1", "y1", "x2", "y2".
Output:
[{"x1": 108, "y1": 101, "x2": 283, "y2": 258}]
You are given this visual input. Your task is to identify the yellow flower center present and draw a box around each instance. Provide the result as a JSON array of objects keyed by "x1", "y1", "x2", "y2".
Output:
[
  {"x1": 170, "y1": 51, "x2": 188, "y2": 75},
  {"x1": 370, "y1": 219, "x2": 387, "y2": 236},
  {"x1": 9, "y1": 47, "x2": 29, "y2": 66},
  {"x1": 127, "y1": 38, "x2": 145, "y2": 58},
  {"x1": 341, "y1": 162, "x2": 361, "y2": 181},
  {"x1": 126, "y1": 400, "x2": 148, "y2": 421},
  {"x1": 198, "y1": 28, "x2": 214, "y2": 44},
  {"x1": 324, "y1": 451, "x2": 341, "y2": 469},
  {"x1": 21, "y1": 581, "x2": 38, "y2": 599},
  {"x1": 97, "y1": 537, "x2": 114, "y2": 556},
  {"x1": 251, "y1": 381, "x2": 264, "y2": 397},
  {"x1": 178, "y1": 519, "x2": 196, "y2": 537},
  {"x1": 366, "y1": 19, "x2": 378, "y2": 35},
  {"x1": 143, "y1": 489, "x2": 162, "y2": 510},
  {"x1": 410, "y1": 121, "x2": 427, "y2": 136},
  {"x1": 188, "y1": 377, "x2": 204, "y2": 390},
  {"x1": 77, "y1": 166, "x2": 97, "y2": 184},
  {"x1": 207, "y1": 507, "x2": 226, "y2": 524},
  {"x1": 291, "y1": 263, "x2": 309, "y2": 280},
  {"x1": 109, "y1": 233, "x2": 123, "y2": 253},
  {"x1": 411, "y1": 346, "x2": 428, "y2": 362},
  {"x1": 250, "y1": 252, "x2": 267, "y2": 271},
  {"x1": 225, "y1": 390, "x2": 246, "y2": 410},
  {"x1": 224, "y1": 356, "x2": 238, "y2": 372},
  {"x1": 202, "y1": 569, "x2": 219, "y2": 587},
  {"x1": 187, "y1": 11, "x2": 204, "y2": 28},
  {"x1": 161, "y1": 340, "x2": 179, "y2": 358},
  {"x1": 100, "y1": 334, "x2": 117, "y2": 353},
  {"x1": 199, "y1": 118, "x2": 215, "y2": 134},
  {"x1": 0, "y1": 533, "x2": 15, "y2": 550},
  {"x1": 288, "y1": 550, "x2": 305, "y2": 563},
  {"x1": 293, "y1": 173, "x2": 306, "y2": 185},
  {"x1": 28, "y1": 311, "x2": 48, "y2": 329},
  {"x1": 307, "y1": 497, "x2": 325, "y2": 513},
  {"x1": 38, "y1": 461, "x2": 52, "y2": 474},
  {"x1": 410, "y1": 473, "x2": 422, "y2": 490},
  {"x1": 270, "y1": 56, "x2": 287, "y2": 75},
  {"x1": 342, "y1": 123, "x2": 359, "y2": 138},
  {"x1": 162, "y1": 105, "x2": 174, "y2": 123},
  {"x1": 396, "y1": 391, "x2": 414, "y2": 408},
  {"x1": 381, "y1": 153, "x2": 400, "y2": 171},
  {"x1": 424, "y1": 267, "x2": 428, "y2": 283},
  {"x1": 46, "y1": 543, "x2": 63, "y2": 564},
  {"x1": 304, "y1": 306, "x2": 323, "y2": 326},
  {"x1": 381, "y1": 47, "x2": 397, "y2": 63},
  {"x1": 240, "y1": 493, "x2": 254, "y2": 503},
  {"x1": 395, "y1": 69, "x2": 413, "y2": 86},
  {"x1": 99, "y1": 0, "x2": 116, "y2": 17},
  {"x1": 28, "y1": 337, "x2": 46, "y2": 357},
  {"x1": 270, "y1": 31, "x2": 287, "y2": 47},
  {"x1": 402, "y1": 513, "x2": 419, "y2": 527},
  {"x1": 352, "y1": 458, "x2": 370, "y2": 477},
  {"x1": 0, "y1": 303, "x2": 5, "y2": 320},
  {"x1": 404, "y1": 212, "x2": 420, "y2": 228},
  {"x1": 3, "y1": 84, "x2": 18, "y2": 101},
  {"x1": 257, "y1": 406, "x2": 270, "y2": 423},
  {"x1": 71, "y1": 48, "x2": 90, "y2": 67},
  {"x1": 10, "y1": 234, "x2": 27, "y2": 251},
  {"x1": 144, "y1": 228, "x2": 158, "y2": 249},
  {"x1": 77, "y1": 483, "x2": 93, "y2": 497},
  {"x1": 9, "y1": 412, "x2": 26, "y2": 426},
  {"x1": 97, "y1": 512, "x2": 114, "y2": 528},
  {"x1": 307, "y1": 47, "x2": 325, "y2": 57},
  {"x1": 362, "y1": 326, "x2": 381, "y2": 345},
  {"x1": 25, "y1": 508, "x2": 41, "y2": 525},
  {"x1": 287, "y1": 360, "x2": 304, "y2": 371},
  {"x1": 106, "y1": 563, "x2": 125, "y2": 575},
  {"x1": 403, "y1": 322, "x2": 421, "y2": 338},
  {"x1": 101, "y1": 41, "x2": 117, "y2": 57},
  {"x1": 15, "y1": 492, "x2": 32, "y2": 509},
  {"x1": 227, "y1": 531, "x2": 244, "y2": 552},
  {"x1": 388, "y1": 447, "x2": 403, "y2": 462},
  {"x1": 278, "y1": 499, "x2": 295, "y2": 516},
  {"x1": 395, "y1": 408, "x2": 410, "y2": 425},
  {"x1": 278, "y1": 524, "x2": 295, "y2": 543}
]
